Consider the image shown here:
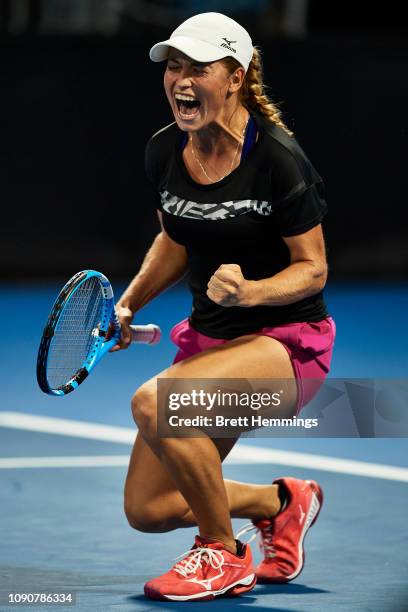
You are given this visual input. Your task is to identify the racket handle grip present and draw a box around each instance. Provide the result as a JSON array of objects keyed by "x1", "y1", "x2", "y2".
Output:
[{"x1": 130, "y1": 323, "x2": 161, "y2": 345}]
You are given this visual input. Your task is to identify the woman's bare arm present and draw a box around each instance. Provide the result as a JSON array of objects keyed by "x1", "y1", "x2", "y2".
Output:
[
  {"x1": 117, "y1": 211, "x2": 188, "y2": 314},
  {"x1": 117, "y1": 211, "x2": 187, "y2": 314},
  {"x1": 206, "y1": 225, "x2": 328, "y2": 308},
  {"x1": 111, "y1": 211, "x2": 188, "y2": 351},
  {"x1": 248, "y1": 224, "x2": 328, "y2": 306}
]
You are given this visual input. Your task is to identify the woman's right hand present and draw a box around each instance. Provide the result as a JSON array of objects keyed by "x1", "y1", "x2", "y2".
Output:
[{"x1": 109, "y1": 304, "x2": 134, "y2": 352}]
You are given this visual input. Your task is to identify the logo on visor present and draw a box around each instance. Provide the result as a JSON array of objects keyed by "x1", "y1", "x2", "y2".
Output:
[{"x1": 220, "y1": 38, "x2": 237, "y2": 53}]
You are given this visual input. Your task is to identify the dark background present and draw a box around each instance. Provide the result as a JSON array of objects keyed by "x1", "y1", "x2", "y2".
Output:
[{"x1": 1, "y1": 0, "x2": 407, "y2": 280}]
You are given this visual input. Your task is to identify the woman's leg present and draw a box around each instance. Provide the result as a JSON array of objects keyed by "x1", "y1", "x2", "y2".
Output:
[
  {"x1": 126, "y1": 334, "x2": 296, "y2": 551},
  {"x1": 124, "y1": 432, "x2": 281, "y2": 533}
]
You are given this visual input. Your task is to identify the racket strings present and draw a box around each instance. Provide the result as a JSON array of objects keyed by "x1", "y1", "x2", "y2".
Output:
[{"x1": 47, "y1": 277, "x2": 104, "y2": 388}]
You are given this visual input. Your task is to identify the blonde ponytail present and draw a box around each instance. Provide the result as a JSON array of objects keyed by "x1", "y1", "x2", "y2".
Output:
[{"x1": 222, "y1": 47, "x2": 294, "y2": 137}]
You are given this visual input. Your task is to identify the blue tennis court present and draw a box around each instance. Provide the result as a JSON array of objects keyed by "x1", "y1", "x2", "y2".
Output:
[{"x1": 1, "y1": 281, "x2": 407, "y2": 611}]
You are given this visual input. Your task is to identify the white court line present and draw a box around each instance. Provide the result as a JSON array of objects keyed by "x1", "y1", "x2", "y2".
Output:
[
  {"x1": 1, "y1": 451, "x2": 408, "y2": 482},
  {"x1": 0, "y1": 456, "x2": 130, "y2": 469},
  {"x1": 0, "y1": 411, "x2": 408, "y2": 482},
  {"x1": 0, "y1": 411, "x2": 135, "y2": 443}
]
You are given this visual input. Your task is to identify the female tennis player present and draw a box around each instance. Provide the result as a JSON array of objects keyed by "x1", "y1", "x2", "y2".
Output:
[{"x1": 113, "y1": 12, "x2": 336, "y2": 602}]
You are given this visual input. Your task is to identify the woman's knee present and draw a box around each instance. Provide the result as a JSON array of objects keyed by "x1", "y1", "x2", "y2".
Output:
[
  {"x1": 131, "y1": 380, "x2": 157, "y2": 434},
  {"x1": 124, "y1": 499, "x2": 187, "y2": 533},
  {"x1": 124, "y1": 504, "x2": 166, "y2": 533}
]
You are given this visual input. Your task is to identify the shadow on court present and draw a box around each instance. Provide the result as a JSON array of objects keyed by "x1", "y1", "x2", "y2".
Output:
[{"x1": 127, "y1": 592, "x2": 305, "y2": 611}]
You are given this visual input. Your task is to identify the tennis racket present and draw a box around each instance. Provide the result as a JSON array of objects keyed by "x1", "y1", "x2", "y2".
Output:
[{"x1": 37, "y1": 270, "x2": 161, "y2": 396}]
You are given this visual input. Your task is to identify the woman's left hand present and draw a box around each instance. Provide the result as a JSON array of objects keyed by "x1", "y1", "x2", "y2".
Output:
[{"x1": 206, "y1": 264, "x2": 255, "y2": 307}]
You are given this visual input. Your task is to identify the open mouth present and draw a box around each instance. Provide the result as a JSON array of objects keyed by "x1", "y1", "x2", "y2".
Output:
[{"x1": 174, "y1": 93, "x2": 201, "y2": 119}]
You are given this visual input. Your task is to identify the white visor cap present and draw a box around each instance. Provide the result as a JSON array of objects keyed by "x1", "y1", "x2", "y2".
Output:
[{"x1": 149, "y1": 12, "x2": 253, "y2": 72}]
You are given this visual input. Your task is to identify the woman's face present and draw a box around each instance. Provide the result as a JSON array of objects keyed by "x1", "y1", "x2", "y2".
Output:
[{"x1": 164, "y1": 48, "x2": 238, "y2": 131}]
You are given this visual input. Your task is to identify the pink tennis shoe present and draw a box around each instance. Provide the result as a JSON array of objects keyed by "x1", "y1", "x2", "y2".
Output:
[
  {"x1": 144, "y1": 535, "x2": 257, "y2": 601},
  {"x1": 237, "y1": 477, "x2": 323, "y2": 583}
]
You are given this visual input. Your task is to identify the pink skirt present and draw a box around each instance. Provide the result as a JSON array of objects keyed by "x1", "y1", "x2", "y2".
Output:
[{"x1": 170, "y1": 317, "x2": 336, "y2": 415}]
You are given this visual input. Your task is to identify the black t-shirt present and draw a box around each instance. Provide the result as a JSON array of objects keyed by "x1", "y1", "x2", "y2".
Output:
[{"x1": 145, "y1": 111, "x2": 329, "y2": 339}]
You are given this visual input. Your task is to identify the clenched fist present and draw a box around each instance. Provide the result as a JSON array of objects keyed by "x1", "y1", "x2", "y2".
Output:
[{"x1": 206, "y1": 264, "x2": 255, "y2": 307}]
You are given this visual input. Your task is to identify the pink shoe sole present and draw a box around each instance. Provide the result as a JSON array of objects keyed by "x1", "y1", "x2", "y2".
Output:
[{"x1": 145, "y1": 573, "x2": 257, "y2": 601}]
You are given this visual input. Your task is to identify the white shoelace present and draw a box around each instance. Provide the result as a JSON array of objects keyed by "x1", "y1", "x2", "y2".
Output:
[
  {"x1": 173, "y1": 547, "x2": 225, "y2": 578},
  {"x1": 235, "y1": 523, "x2": 277, "y2": 559}
]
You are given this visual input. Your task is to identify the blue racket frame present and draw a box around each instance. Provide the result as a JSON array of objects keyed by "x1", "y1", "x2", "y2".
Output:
[{"x1": 37, "y1": 270, "x2": 123, "y2": 396}]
